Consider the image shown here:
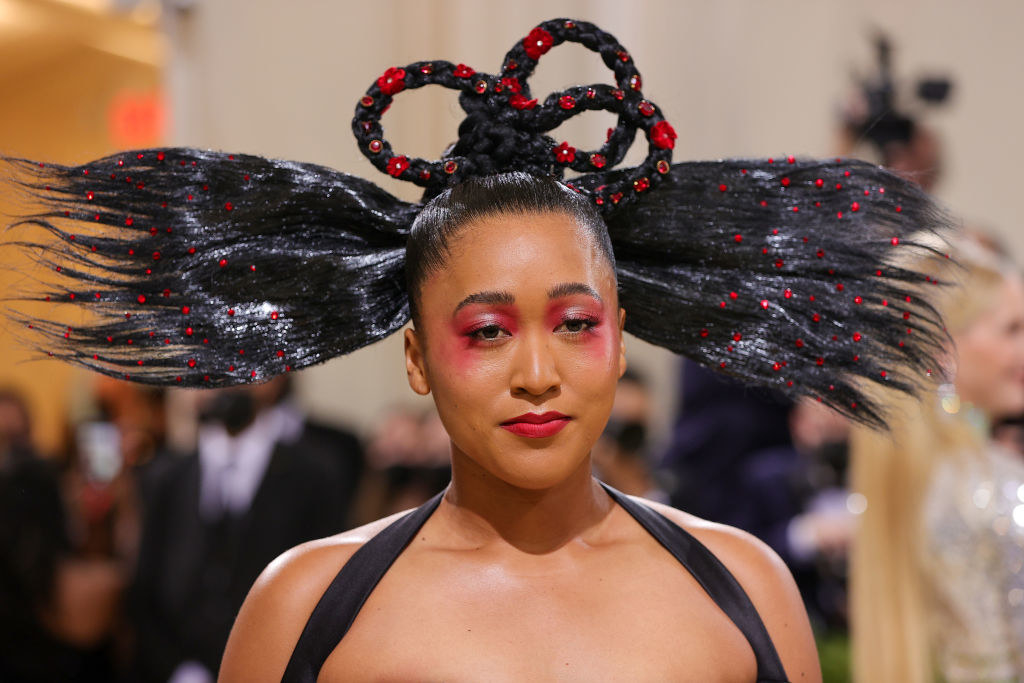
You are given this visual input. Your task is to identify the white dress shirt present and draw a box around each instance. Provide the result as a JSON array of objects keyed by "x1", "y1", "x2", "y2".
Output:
[{"x1": 197, "y1": 402, "x2": 304, "y2": 519}]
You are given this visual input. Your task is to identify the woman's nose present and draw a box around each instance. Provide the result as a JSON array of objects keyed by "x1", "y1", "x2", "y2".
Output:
[{"x1": 510, "y1": 330, "x2": 561, "y2": 397}]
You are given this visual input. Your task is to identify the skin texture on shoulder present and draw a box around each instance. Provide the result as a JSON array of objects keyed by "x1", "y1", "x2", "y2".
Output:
[
  {"x1": 217, "y1": 511, "x2": 410, "y2": 683},
  {"x1": 643, "y1": 497, "x2": 823, "y2": 682}
]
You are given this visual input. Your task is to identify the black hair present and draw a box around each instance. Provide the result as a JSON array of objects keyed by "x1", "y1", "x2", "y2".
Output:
[
  {"x1": 406, "y1": 171, "x2": 613, "y2": 324},
  {"x1": 2, "y1": 150, "x2": 416, "y2": 386},
  {"x1": 0, "y1": 18, "x2": 957, "y2": 427}
]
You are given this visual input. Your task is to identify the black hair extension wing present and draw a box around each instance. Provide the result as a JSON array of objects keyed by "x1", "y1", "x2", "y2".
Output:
[
  {"x1": 605, "y1": 157, "x2": 954, "y2": 426},
  {"x1": 3, "y1": 149, "x2": 416, "y2": 386}
]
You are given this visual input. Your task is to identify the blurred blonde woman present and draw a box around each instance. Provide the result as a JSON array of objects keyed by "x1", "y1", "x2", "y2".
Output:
[{"x1": 850, "y1": 234, "x2": 1024, "y2": 682}]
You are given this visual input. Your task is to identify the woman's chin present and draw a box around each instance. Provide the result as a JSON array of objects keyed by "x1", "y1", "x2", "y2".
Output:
[{"x1": 481, "y1": 447, "x2": 593, "y2": 492}]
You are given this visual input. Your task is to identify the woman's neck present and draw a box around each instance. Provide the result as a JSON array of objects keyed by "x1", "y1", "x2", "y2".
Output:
[{"x1": 442, "y1": 445, "x2": 613, "y2": 555}]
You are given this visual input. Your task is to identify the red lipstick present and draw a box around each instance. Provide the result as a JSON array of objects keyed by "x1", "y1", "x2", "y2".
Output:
[{"x1": 500, "y1": 411, "x2": 571, "y2": 438}]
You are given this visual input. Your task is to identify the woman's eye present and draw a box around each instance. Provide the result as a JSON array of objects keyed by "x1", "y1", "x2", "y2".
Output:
[
  {"x1": 558, "y1": 318, "x2": 596, "y2": 334},
  {"x1": 472, "y1": 324, "x2": 507, "y2": 340}
]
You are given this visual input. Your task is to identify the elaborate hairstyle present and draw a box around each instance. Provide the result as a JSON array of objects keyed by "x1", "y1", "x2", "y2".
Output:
[{"x1": 2, "y1": 18, "x2": 953, "y2": 426}]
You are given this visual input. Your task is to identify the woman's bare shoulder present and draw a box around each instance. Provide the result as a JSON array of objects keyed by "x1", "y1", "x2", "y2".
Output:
[
  {"x1": 217, "y1": 510, "x2": 413, "y2": 683},
  {"x1": 636, "y1": 497, "x2": 822, "y2": 683},
  {"x1": 639, "y1": 498, "x2": 782, "y2": 569}
]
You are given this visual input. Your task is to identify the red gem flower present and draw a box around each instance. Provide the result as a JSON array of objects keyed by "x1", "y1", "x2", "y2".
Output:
[
  {"x1": 553, "y1": 141, "x2": 576, "y2": 164},
  {"x1": 386, "y1": 155, "x2": 410, "y2": 177},
  {"x1": 650, "y1": 120, "x2": 677, "y2": 150},
  {"x1": 500, "y1": 77, "x2": 522, "y2": 94},
  {"x1": 559, "y1": 95, "x2": 576, "y2": 110},
  {"x1": 523, "y1": 27, "x2": 554, "y2": 60},
  {"x1": 509, "y1": 94, "x2": 538, "y2": 110},
  {"x1": 453, "y1": 63, "x2": 476, "y2": 78},
  {"x1": 377, "y1": 67, "x2": 406, "y2": 96}
]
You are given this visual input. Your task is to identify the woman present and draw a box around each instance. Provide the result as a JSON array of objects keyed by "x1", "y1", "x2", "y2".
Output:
[
  {"x1": 217, "y1": 173, "x2": 817, "y2": 681},
  {"x1": 850, "y1": 235, "x2": 1024, "y2": 682},
  {"x1": 4, "y1": 18, "x2": 951, "y2": 682}
]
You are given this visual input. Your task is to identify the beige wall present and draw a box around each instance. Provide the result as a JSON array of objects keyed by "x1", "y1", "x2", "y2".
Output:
[{"x1": 163, "y1": 0, "x2": 1024, "y2": 440}]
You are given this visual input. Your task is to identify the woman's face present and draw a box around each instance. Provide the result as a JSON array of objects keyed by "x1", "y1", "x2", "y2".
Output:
[
  {"x1": 954, "y1": 274, "x2": 1024, "y2": 421},
  {"x1": 404, "y1": 211, "x2": 626, "y2": 490}
]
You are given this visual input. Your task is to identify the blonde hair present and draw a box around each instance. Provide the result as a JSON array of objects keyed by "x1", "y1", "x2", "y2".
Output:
[{"x1": 849, "y1": 233, "x2": 1013, "y2": 683}]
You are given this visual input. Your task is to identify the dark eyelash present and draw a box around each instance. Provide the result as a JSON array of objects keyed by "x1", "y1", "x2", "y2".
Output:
[
  {"x1": 468, "y1": 323, "x2": 507, "y2": 340},
  {"x1": 560, "y1": 316, "x2": 599, "y2": 333}
]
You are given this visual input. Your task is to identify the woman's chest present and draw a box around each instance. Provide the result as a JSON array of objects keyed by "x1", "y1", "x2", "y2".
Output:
[{"x1": 320, "y1": 549, "x2": 757, "y2": 682}]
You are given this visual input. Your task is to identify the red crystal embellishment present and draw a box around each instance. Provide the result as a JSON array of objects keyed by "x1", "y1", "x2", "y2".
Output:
[
  {"x1": 523, "y1": 27, "x2": 554, "y2": 60},
  {"x1": 509, "y1": 94, "x2": 538, "y2": 110},
  {"x1": 386, "y1": 155, "x2": 410, "y2": 177},
  {"x1": 650, "y1": 121, "x2": 677, "y2": 150},
  {"x1": 500, "y1": 77, "x2": 522, "y2": 94},
  {"x1": 377, "y1": 67, "x2": 406, "y2": 96},
  {"x1": 554, "y1": 142, "x2": 576, "y2": 164}
]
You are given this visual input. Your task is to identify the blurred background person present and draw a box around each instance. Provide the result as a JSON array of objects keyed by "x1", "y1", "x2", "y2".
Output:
[
  {"x1": 357, "y1": 407, "x2": 452, "y2": 522},
  {"x1": 130, "y1": 375, "x2": 361, "y2": 683},
  {"x1": 837, "y1": 31, "x2": 952, "y2": 195},
  {"x1": 592, "y1": 369, "x2": 668, "y2": 502},
  {"x1": 0, "y1": 388, "x2": 122, "y2": 682},
  {"x1": 850, "y1": 234, "x2": 1024, "y2": 682}
]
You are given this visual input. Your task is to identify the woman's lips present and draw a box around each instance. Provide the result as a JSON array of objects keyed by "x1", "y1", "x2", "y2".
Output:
[{"x1": 500, "y1": 411, "x2": 571, "y2": 438}]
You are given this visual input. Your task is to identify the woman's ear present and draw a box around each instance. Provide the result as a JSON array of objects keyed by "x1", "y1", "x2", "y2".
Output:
[
  {"x1": 617, "y1": 307, "x2": 627, "y2": 379},
  {"x1": 404, "y1": 327, "x2": 431, "y2": 395}
]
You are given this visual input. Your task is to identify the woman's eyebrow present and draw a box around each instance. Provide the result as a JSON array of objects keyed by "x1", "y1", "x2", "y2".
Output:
[
  {"x1": 547, "y1": 282, "x2": 602, "y2": 302},
  {"x1": 453, "y1": 290, "x2": 515, "y2": 313}
]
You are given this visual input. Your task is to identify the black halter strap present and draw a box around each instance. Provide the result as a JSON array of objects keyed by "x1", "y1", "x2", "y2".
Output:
[
  {"x1": 280, "y1": 484, "x2": 788, "y2": 682},
  {"x1": 279, "y1": 490, "x2": 445, "y2": 683},
  {"x1": 600, "y1": 484, "x2": 789, "y2": 682}
]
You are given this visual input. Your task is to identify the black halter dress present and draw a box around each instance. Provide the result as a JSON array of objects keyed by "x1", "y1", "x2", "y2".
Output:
[{"x1": 281, "y1": 483, "x2": 789, "y2": 682}]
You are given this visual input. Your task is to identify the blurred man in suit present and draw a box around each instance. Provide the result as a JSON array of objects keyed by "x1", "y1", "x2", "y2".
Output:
[{"x1": 132, "y1": 376, "x2": 362, "y2": 683}]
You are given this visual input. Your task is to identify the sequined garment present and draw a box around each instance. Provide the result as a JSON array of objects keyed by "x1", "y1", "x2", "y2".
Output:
[{"x1": 922, "y1": 443, "x2": 1024, "y2": 681}]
